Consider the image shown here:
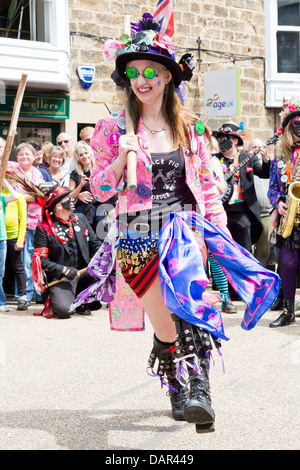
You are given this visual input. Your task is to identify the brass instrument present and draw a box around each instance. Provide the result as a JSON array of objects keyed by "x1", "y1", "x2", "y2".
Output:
[{"x1": 277, "y1": 158, "x2": 300, "y2": 238}]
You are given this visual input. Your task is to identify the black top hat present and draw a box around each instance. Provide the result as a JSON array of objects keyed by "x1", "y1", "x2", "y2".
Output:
[
  {"x1": 44, "y1": 183, "x2": 72, "y2": 214},
  {"x1": 104, "y1": 13, "x2": 195, "y2": 89},
  {"x1": 213, "y1": 122, "x2": 244, "y2": 147}
]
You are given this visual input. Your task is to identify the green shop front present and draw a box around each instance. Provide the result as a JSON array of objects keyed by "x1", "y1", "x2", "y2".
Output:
[{"x1": 0, "y1": 91, "x2": 70, "y2": 154}]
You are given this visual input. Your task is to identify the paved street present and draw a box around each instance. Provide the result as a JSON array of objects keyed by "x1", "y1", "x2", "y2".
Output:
[{"x1": 0, "y1": 293, "x2": 299, "y2": 451}]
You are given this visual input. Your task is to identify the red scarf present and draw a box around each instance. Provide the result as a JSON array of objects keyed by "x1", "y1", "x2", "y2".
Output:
[{"x1": 45, "y1": 211, "x2": 74, "y2": 243}]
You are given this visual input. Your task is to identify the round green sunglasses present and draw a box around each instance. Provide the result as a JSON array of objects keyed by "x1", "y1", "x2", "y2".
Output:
[{"x1": 125, "y1": 66, "x2": 161, "y2": 80}]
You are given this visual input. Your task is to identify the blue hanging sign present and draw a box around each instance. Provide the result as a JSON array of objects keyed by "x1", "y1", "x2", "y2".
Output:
[{"x1": 76, "y1": 66, "x2": 95, "y2": 89}]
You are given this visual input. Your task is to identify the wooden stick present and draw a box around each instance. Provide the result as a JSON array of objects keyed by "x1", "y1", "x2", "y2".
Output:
[
  {"x1": 125, "y1": 90, "x2": 137, "y2": 190},
  {"x1": 0, "y1": 74, "x2": 28, "y2": 191},
  {"x1": 45, "y1": 268, "x2": 87, "y2": 289}
]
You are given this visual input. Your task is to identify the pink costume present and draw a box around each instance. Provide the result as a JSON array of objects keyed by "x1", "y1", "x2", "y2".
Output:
[{"x1": 89, "y1": 109, "x2": 228, "y2": 331}]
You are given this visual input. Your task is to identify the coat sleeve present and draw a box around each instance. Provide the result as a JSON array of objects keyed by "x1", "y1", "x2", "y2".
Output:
[
  {"x1": 250, "y1": 153, "x2": 271, "y2": 178},
  {"x1": 267, "y1": 158, "x2": 286, "y2": 208},
  {"x1": 90, "y1": 115, "x2": 125, "y2": 203},
  {"x1": 34, "y1": 225, "x2": 65, "y2": 281},
  {"x1": 198, "y1": 135, "x2": 228, "y2": 232}
]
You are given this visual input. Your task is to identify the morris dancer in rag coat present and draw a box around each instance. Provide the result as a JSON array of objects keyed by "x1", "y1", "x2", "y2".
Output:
[
  {"x1": 32, "y1": 185, "x2": 102, "y2": 318},
  {"x1": 268, "y1": 97, "x2": 300, "y2": 328},
  {"x1": 71, "y1": 13, "x2": 280, "y2": 432}
]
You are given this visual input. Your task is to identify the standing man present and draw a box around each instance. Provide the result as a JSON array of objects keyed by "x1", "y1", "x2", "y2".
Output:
[
  {"x1": 213, "y1": 122, "x2": 271, "y2": 252},
  {"x1": 33, "y1": 185, "x2": 102, "y2": 318},
  {"x1": 56, "y1": 132, "x2": 74, "y2": 172},
  {"x1": 248, "y1": 138, "x2": 273, "y2": 267},
  {"x1": 79, "y1": 127, "x2": 95, "y2": 146},
  {"x1": 213, "y1": 123, "x2": 271, "y2": 299}
]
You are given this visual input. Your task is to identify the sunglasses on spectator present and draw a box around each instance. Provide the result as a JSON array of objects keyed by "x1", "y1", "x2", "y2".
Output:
[
  {"x1": 57, "y1": 139, "x2": 70, "y2": 145},
  {"x1": 125, "y1": 66, "x2": 164, "y2": 80}
]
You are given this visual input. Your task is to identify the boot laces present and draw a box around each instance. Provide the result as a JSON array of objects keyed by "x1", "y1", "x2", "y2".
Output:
[{"x1": 188, "y1": 375, "x2": 211, "y2": 403}]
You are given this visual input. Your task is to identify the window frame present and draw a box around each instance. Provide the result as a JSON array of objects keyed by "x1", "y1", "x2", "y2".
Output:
[
  {"x1": 0, "y1": 0, "x2": 70, "y2": 91},
  {"x1": 264, "y1": 0, "x2": 300, "y2": 107}
]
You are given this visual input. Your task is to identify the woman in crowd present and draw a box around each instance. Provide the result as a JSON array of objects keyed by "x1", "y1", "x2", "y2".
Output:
[
  {"x1": 47, "y1": 146, "x2": 69, "y2": 188},
  {"x1": 29, "y1": 140, "x2": 52, "y2": 183},
  {"x1": 3, "y1": 167, "x2": 28, "y2": 311},
  {"x1": 69, "y1": 141, "x2": 96, "y2": 226},
  {"x1": 11, "y1": 142, "x2": 45, "y2": 304},
  {"x1": 41, "y1": 141, "x2": 54, "y2": 168},
  {"x1": 268, "y1": 97, "x2": 300, "y2": 328},
  {"x1": 0, "y1": 177, "x2": 21, "y2": 312}
]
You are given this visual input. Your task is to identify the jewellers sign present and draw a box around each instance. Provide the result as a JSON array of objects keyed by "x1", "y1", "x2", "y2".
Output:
[
  {"x1": 0, "y1": 92, "x2": 70, "y2": 119},
  {"x1": 204, "y1": 69, "x2": 240, "y2": 117}
]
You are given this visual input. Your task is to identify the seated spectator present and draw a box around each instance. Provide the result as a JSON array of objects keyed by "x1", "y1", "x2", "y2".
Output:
[
  {"x1": 2, "y1": 167, "x2": 28, "y2": 310},
  {"x1": 47, "y1": 146, "x2": 70, "y2": 188},
  {"x1": 0, "y1": 178, "x2": 20, "y2": 312},
  {"x1": 33, "y1": 185, "x2": 102, "y2": 319}
]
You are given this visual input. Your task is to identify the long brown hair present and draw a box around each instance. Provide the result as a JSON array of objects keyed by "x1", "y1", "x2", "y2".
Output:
[
  {"x1": 126, "y1": 81, "x2": 208, "y2": 152},
  {"x1": 278, "y1": 120, "x2": 296, "y2": 164}
]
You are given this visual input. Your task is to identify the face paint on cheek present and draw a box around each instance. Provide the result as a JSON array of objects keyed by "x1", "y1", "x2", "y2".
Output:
[{"x1": 156, "y1": 81, "x2": 161, "y2": 87}]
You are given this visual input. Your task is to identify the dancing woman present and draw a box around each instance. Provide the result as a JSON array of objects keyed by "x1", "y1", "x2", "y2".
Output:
[{"x1": 80, "y1": 13, "x2": 279, "y2": 432}]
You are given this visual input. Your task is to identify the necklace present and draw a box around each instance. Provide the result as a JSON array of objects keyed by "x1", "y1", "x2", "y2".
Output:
[{"x1": 143, "y1": 119, "x2": 167, "y2": 135}]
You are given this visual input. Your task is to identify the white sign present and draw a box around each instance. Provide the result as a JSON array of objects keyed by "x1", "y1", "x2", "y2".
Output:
[{"x1": 204, "y1": 69, "x2": 240, "y2": 117}]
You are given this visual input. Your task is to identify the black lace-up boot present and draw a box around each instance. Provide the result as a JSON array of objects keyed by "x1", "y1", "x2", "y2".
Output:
[
  {"x1": 147, "y1": 334, "x2": 188, "y2": 421},
  {"x1": 171, "y1": 314, "x2": 219, "y2": 433}
]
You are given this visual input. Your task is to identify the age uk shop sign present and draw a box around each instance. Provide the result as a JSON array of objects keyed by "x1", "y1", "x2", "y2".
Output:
[{"x1": 204, "y1": 69, "x2": 240, "y2": 117}]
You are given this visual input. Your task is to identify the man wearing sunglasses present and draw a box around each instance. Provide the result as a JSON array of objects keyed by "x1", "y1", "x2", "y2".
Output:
[
  {"x1": 56, "y1": 132, "x2": 74, "y2": 172},
  {"x1": 213, "y1": 122, "x2": 271, "y2": 298}
]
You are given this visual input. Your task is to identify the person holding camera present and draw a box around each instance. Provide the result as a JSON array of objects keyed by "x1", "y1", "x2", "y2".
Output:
[
  {"x1": 69, "y1": 140, "x2": 97, "y2": 226},
  {"x1": 69, "y1": 141, "x2": 117, "y2": 236}
]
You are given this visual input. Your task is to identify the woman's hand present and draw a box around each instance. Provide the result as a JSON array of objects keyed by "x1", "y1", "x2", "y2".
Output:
[
  {"x1": 117, "y1": 132, "x2": 139, "y2": 164},
  {"x1": 79, "y1": 174, "x2": 89, "y2": 187},
  {"x1": 112, "y1": 132, "x2": 139, "y2": 184},
  {"x1": 14, "y1": 242, "x2": 24, "y2": 251},
  {"x1": 277, "y1": 199, "x2": 287, "y2": 216},
  {"x1": 77, "y1": 191, "x2": 93, "y2": 204}
]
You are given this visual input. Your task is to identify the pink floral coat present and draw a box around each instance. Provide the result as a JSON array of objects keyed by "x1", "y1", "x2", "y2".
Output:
[{"x1": 90, "y1": 109, "x2": 228, "y2": 331}]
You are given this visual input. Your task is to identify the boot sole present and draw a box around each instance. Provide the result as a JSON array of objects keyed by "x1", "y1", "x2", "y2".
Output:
[{"x1": 183, "y1": 402, "x2": 215, "y2": 428}]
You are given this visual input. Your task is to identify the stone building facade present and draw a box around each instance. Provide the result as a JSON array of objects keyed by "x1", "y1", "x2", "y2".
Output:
[{"x1": 68, "y1": 0, "x2": 277, "y2": 148}]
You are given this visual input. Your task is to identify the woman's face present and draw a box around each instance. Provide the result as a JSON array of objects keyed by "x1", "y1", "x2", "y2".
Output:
[
  {"x1": 77, "y1": 148, "x2": 91, "y2": 167},
  {"x1": 34, "y1": 150, "x2": 43, "y2": 166},
  {"x1": 127, "y1": 59, "x2": 172, "y2": 105},
  {"x1": 16, "y1": 147, "x2": 35, "y2": 169},
  {"x1": 50, "y1": 153, "x2": 64, "y2": 169},
  {"x1": 291, "y1": 118, "x2": 300, "y2": 142}
]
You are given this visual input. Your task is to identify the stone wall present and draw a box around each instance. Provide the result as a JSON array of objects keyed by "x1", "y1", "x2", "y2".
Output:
[{"x1": 68, "y1": 0, "x2": 276, "y2": 147}]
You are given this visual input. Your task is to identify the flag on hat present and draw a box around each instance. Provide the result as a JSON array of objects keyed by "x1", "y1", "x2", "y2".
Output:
[{"x1": 153, "y1": 0, "x2": 174, "y2": 37}]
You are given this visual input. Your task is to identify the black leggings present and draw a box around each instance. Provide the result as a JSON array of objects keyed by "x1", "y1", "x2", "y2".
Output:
[{"x1": 6, "y1": 238, "x2": 27, "y2": 297}]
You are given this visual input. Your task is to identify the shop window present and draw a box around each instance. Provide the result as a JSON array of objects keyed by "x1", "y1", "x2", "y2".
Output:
[
  {"x1": 264, "y1": 0, "x2": 300, "y2": 107},
  {"x1": 0, "y1": 0, "x2": 58, "y2": 43}
]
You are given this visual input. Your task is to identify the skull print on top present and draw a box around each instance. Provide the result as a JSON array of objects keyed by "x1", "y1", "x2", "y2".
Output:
[{"x1": 120, "y1": 148, "x2": 198, "y2": 232}]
